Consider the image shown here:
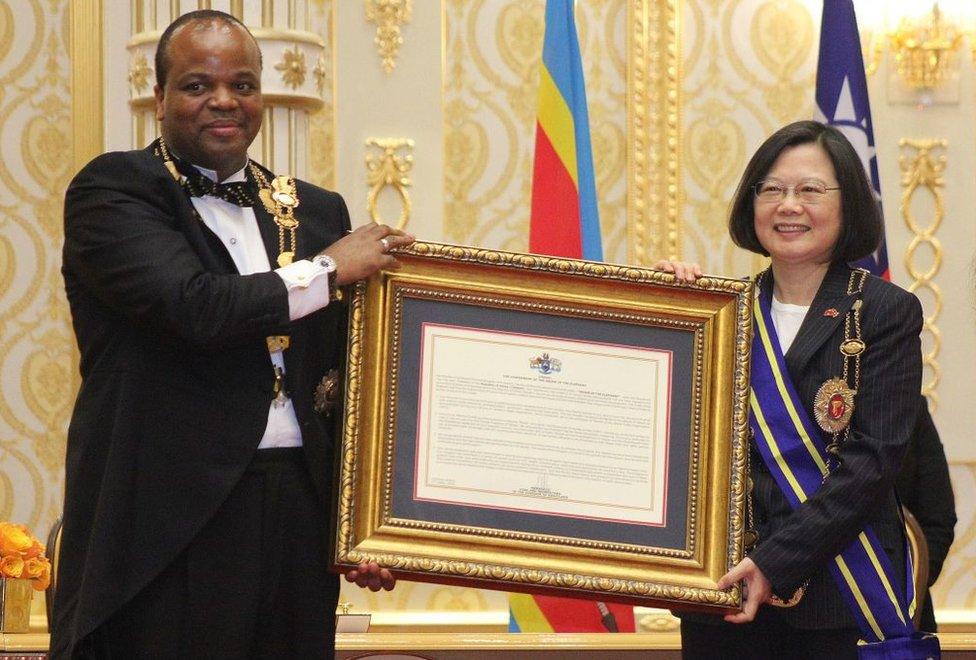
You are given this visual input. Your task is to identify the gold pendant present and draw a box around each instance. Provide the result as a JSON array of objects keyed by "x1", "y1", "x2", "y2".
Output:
[
  {"x1": 813, "y1": 377, "x2": 856, "y2": 434},
  {"x1": 277, "y1": 251, "x2": 294, "y2": 267},
  {"x1": 840, "y1": 339, "x2": 866, "y2": 356},
  {"x1": 266, "y1": 335, "x2": 290, "y2": 352}
]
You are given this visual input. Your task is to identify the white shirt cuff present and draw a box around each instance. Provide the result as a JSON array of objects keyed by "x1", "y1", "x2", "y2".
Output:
[{"x1": 276, "y1": 258, "x2": 332, "y2": 321}]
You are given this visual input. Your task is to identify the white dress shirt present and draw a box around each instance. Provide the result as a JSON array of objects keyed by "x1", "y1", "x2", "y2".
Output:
[{"x1": 189, "y1": 163, "x2": 334, "y2": 448}]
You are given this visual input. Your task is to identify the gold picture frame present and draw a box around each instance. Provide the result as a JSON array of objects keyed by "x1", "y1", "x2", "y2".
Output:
[{"x1": 334, "y1": 241, "x2": 753, "y2": 612}]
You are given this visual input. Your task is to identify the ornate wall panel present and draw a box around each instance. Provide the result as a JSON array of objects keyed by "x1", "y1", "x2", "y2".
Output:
[
  {"x1": 680, "y1": 0, "x2": 817, "y2": 275},
  {"x1": 307, "y1": 0, "x2": 335, "y2": 189},
  {"x1": 443, "y1": 0, "x2": 628, "y2": 263},
  {"x1": 0, "y1": 0, "x2": 73, "y2": 533}
]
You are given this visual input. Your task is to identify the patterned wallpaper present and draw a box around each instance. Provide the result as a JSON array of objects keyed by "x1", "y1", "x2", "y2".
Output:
[
  {"x1": 679, "y1": 0, "x2": 816, "y2": 274},
  {"x1": 0, "y1": 0, "x2": 73, "y2": 536}
]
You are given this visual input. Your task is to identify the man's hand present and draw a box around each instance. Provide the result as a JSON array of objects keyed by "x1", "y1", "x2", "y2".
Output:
[
  {"x1": 321, "y1": 222, "x2": 414, "y2": 286},
  {"x1": 344, "y1": 561, "x2": 396, "y2": 593},
  {"x1": 652, "y1": 259, "x2": 702, "y2": 284},
  {"x1": 717, "y1": 557, "x2": 771, "y2": 624}
]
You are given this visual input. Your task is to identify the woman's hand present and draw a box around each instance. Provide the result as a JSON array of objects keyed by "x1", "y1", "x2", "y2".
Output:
[
  {"x1": 652, "y1": 259, "x2": 703, "y2": 284},
  {"x1": 345, "y1": 561, "x2": 396, "y2": 592},
  {"x1": 717, "y1": 557, "x2": 772, "y2": 624}
]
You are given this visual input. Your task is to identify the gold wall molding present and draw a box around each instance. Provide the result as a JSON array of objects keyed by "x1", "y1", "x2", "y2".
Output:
[
  {"x1": 628, "y1": 0, "x2": 680, "y2": 265},
  {"x1": 71, "y1": 0, "x2": 103, "y2": 173},
  {"x1": 365, "y1": 138, "x2": 413, "y2": 229},
  {"x1": 898, "y1": 138, "x2": 946, "y2": 409},
  {"x1": 365, "y1": 0, "x2": 412, "y2": 74}
]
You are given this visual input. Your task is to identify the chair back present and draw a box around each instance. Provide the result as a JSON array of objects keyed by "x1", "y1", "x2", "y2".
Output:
[
  {"x1": 45, "y1": 516, "x2": 63, "y2": 630},
  {"x1": 902, "y1": 505, "x2": 929, "y2": 629}
]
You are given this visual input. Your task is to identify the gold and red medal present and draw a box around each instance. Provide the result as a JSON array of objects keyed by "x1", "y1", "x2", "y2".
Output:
[{"x1": 813, "y1": 377, "x2": 856, "y2": 434}]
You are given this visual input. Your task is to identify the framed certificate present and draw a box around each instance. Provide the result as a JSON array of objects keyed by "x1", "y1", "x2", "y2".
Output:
[{"x1": 333, "y1": 241, "x2": 754, "y2": 613}]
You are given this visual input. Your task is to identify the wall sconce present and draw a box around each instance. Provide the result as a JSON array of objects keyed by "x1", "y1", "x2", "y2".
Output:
[
  {"x1": 860, "y1": 1, "x2": 970, "y2": 104},
  {"x1": 888, "y1": 3, "x2": 963, "y2": 90}
]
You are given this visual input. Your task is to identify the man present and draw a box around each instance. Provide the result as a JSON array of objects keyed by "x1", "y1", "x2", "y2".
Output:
[{"x1": 53, "y1": 10, "x2": 409, "y2": 658}]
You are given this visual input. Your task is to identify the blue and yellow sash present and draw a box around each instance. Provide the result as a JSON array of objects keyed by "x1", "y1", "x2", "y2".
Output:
[{"x1": 749, "y1": 290, "x2": 916, "y2": 644}]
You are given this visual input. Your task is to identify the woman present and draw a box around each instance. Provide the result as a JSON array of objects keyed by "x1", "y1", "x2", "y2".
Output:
[{"x1": 661, "y1": 121, "x2": 924, "y2": 658}]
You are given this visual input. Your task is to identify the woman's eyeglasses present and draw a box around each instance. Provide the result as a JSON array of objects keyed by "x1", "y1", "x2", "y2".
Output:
[{"x1": 754, "y1": 180, "x2": 840, "y2": 204}]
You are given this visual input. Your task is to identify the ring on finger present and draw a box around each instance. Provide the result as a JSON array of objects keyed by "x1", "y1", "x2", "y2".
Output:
[{"x1": 379, "y1": 237, "x2": 390, "y2": 252}]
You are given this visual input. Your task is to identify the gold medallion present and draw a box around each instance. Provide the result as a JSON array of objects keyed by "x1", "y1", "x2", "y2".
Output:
[
  {"x1": 840, "y1": 339, "x2": 866, "y2": 356},
  {"x1": 813, "y1": 377, "x2": 856, "y2": 434},
  {"x1": 272, "y1": 190, "x2": 296, "y2": 207},
  {"x1": 266, "y1": 335, "x2": 290, "y2": 352},
  {"x1": 313, "y1": 369, "x2": 342, "y2": 417},
  {"x1": 277, "y1": 251, "x2": 294, "y2": 267}
]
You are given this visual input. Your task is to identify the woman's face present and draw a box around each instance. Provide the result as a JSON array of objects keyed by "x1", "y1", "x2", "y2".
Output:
[{"x1": 753, "y1": 143, "x2": 842, "y2": 269}]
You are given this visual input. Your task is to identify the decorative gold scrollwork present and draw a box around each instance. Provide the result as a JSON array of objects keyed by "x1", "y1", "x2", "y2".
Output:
[
  {"x1": 274, "y1": 46, "x2": 307, "y2": 89},
  {"x1": 899, "y1": 138, "x2": 947, "y2": 409},
  {"x1": 366, "y1": 138, "x2": 414, "y2": 229},
  {"x1": 128, "y1": 52, "x2": 153, "y2": 94},
  {"x1": 312, "y1": 53, "x2": 328, "y2": 96},
  {"x1": 365, "y1": 0, "x2": 413, "y2": 74}
]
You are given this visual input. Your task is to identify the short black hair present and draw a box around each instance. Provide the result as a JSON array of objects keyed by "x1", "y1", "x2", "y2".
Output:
[
  {"x1": 155, "y1": 10, "x2": 261, "y2": 89},
  {"x1": 728, "y1": 120, "x2": 882, "y2": 263}
]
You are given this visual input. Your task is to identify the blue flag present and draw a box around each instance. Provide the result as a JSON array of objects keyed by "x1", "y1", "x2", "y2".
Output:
[{"x1": 815, "y1": 0, "x2": 889, "y2": 279}]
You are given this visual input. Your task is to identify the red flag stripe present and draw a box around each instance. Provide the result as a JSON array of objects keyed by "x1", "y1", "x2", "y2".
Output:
[
  {"x1": 531, "y1": 595, "x2": 636, "y2": 632},
  {"x1": 529, "y1": 122, "x2": 582, "y2": 257}
]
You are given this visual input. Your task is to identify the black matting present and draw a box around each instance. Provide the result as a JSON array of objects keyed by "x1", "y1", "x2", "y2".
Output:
[{"x1": 389, "y1": 294, "x2": 696, "y2": 551}]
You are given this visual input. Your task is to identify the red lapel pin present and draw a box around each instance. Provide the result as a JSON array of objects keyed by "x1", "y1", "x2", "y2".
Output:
[{"x1": 823, "y1": 308, "x2": 839, "y2": 318}]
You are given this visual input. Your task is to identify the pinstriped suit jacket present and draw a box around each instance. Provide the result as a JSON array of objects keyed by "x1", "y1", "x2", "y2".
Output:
[{"x1": 745, "y1": 262, "x2": 923, "y2": 630}]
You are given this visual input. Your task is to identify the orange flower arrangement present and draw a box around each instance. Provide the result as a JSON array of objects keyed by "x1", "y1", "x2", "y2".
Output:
[{"x1": 0, "y1": 522, "x2": 51, "y2": 591}]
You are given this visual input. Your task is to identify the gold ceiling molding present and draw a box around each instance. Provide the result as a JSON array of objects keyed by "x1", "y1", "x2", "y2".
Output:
[
  {"x1": 365, "y1": 138, "x2": 413, "y2": 229},
  {"x1": 628, "y1": 0, "x2": 681, "y2": 264},
  {"x1": 899, "y1": 138, "x2": 947, "y2": 410},
  {"x1": 365, "y1": 0, "x2": 412, "y2": 74}
]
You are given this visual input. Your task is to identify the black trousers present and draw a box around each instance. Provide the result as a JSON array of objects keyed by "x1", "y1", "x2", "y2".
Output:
[
  {"x1": 85, "y1": 448, "x2": 339, "y2": 659},
  {"x1": 680, "y1": 607, "x2": 860, "y2": 660}
]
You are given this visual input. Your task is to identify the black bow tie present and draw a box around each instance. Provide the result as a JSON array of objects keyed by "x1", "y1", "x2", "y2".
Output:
[{"x1": 172, "y1": 158, "x2": 257, "y2": 207}]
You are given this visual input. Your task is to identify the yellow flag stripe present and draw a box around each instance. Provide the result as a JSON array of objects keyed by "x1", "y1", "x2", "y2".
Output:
[
  {"x1": 509, "y1": 593, "x2": 554, "y2": 633},
  {"x1": 537, "y1": 65, "x2": 578, "y2": 187}
]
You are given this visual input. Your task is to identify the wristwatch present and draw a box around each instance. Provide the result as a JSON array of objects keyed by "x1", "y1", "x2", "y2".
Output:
[{"x1": 313, "y1": 254, "x2": 342, "y2": 302}]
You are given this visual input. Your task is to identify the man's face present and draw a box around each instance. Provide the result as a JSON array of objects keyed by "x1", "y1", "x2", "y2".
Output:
[{"x1": 154, "y1": 21, "x2": 262, "y2": 180}]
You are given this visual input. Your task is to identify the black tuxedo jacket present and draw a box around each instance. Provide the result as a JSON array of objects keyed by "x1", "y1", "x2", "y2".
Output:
[
  {"x1": 53, "y1": 144, "x2": 350, "y2": 657},
  {"x1": 746, "y1": 262, "x2": 924, "y2": 630}
]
